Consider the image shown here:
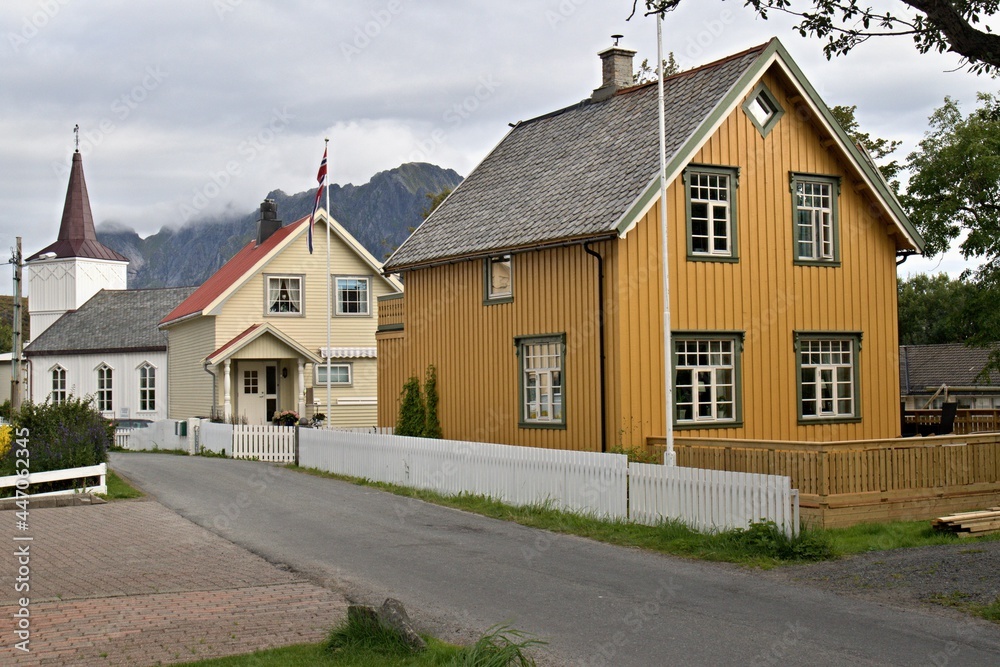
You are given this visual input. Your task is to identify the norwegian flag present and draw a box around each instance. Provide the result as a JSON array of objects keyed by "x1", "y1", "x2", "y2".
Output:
[{"x1": 309, "y1": 146, "x2": 328, "y2": 254}]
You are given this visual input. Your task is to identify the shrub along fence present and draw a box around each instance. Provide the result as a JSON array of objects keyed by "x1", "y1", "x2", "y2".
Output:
[{"x1": 647, "y1": 432, "x2": 1000, "y2": 528}]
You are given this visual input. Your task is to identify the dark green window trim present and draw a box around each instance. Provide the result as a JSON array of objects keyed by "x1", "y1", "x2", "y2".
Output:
[
  {"x1": 790, "y1": 172, "x2": 842, "y2": 267},
  {"x1": 683, "y1": 164, "x2": 740, "y2": 263},
  {"x1": 515, "y1": 333, "x2": 566, "y2": 429},
  {"x1": 483, "y1": 255, "x2": 513, "y2": 305},
  {"x1": 671, "y1": 330, "x2": 745, "y2": 429},
  {"x1": 742, "y1": 82, "x2": 784, "y2": 138},
  {"x1": 794, "y1": 331, "x2": 862, "y2": 425}
]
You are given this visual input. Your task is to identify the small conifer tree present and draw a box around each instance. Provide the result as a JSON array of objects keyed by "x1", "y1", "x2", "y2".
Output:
[
  {"x1": 395, "y1": 376, "x2": 425, "y2": 436},
  {"x1": 423, "y1": 365, "x2": 442, "y2": 439}
]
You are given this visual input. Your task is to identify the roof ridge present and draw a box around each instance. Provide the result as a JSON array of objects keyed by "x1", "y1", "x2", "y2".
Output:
[{"x1": 614, "y1": 39, "x2": 772, "y2": 97}]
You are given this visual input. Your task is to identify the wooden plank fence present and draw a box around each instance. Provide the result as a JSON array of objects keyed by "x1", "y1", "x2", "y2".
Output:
[
  {"x1": 232, "y1": 425, "x2": 296, "y2": 463},
  {"x1": 0, "y1": 463, "x2": 107, "y2": 497},
  {"x1": 648, "y1": 432, "x2": 1000, "y2": 527}
]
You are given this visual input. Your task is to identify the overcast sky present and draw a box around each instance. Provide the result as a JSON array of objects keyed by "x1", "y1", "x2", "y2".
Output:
[{"x1": 0, "y1": 0, "x2": 991, "y2": 294}]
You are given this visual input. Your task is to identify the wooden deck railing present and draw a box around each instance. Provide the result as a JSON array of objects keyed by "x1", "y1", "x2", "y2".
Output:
[
  {"x1": 905, "y1": 408, "x2": 1000, "y2": 435},
  {"x1": 647, "y1": 433, "x2": 1000, "y2": 527},
  {"x1": 377, "y1": 293, "x2": 404, "y2": 331}
]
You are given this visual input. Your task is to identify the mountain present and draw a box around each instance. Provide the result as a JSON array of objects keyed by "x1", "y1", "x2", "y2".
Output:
[{"x1": 96, "y1": 162, "x2": 462, "y2": 289}]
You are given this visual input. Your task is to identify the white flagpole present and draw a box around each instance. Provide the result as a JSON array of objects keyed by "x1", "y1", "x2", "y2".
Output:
[
  {"x1": 657, "y1": 12, "x2": 676, "y2": 466},
  {"x1": 325, "y1": 138, "x2": 332, "y2": 428}
]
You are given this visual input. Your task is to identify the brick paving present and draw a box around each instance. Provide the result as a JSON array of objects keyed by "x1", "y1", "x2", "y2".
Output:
[{"x1": 0, "y1": 500, "x2": 348, "y2": 666}]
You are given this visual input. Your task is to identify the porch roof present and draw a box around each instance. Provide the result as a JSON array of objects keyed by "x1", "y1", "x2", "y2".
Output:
[{"x1": 206, "y1": 323, "x2": 323, "y2": 367}]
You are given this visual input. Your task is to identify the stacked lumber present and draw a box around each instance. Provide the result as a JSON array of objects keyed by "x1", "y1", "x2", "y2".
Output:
[{"x1": 932, "y1": 507, "x2": 1000, "y2": 538}]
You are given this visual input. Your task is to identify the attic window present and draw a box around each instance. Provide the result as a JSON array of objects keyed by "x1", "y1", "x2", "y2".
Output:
[{"x1": 743, "y1": 83, "x2": 784, "y2": 138}]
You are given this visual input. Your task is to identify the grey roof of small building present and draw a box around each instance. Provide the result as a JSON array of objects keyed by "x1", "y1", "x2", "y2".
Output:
[
  {"x1": 899, "y1": 343, "x2": 1000, "y2": 395},
  {"x1": 384, "y1": 44, "x2": 767, "y2": 271},
  {"x1": 24, "y1": 287, "x2": 197, "y2": 356}
]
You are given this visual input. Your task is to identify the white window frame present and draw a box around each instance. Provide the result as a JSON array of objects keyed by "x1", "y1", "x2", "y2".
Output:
[
  {"x1": 742, "y1": 82, "x2": 784, "y2": 138},
  {"x1": 792, "y1": 174, "x2": 840, "y2": 265},
  {"x1": 484, "y1": 255, "x2": 513, "y2": 302},
  {"x1": 96, "y1": 363, "x2": 113, "y2": 413},
  {"x1": 517, "y1": 335, "x2": 565, "y2": 428},
  {"x1": 138, "y1": 362, "x2": 156, "y2": 412},
  {"x1": 674, "y1": 336, "x2": 740, "y2": 425},
  {"x1": 50, "y1": 365, "x2": 67, "y2": 404},
  {"x1": 266, "y1": 275, "x2": 303, "y2": 315},
  {"x1": 797, "y1": 335, "x2": 859, "y2": 421},
  {"x1": 316, "y1": 362, "x2": 352, "y2": 386},
  {"x1": 335, "y1": 276, "x2": 371, "y2": 316},
  {"x1": 685, "y1": 166, "x2": 738, "y2": 260}
]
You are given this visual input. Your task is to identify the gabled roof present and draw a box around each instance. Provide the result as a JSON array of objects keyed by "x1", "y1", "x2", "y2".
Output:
[
  {"x1": 385, "y1": 38, "x2": 923, "y2": 272},
  {"x1": 26, "y1": 151, "x2": 129, "y2": 263},
  {"x1": 23, "y1": 286, "x2": 196, "y2": 356},
  {"x1": 205, "y1": 323, "x2": 323, "y2": 367},
  {"x1": 160, "y1": 211, "x2": 402, "y2": 327},
  {"x1": 900, "y1": 343, "x2": 1000, "y2": 394}
]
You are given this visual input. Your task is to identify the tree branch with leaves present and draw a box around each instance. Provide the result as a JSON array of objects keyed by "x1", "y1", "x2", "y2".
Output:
[{"x1": 635, "y1": 1, "x2": 1000, "y2": 75}]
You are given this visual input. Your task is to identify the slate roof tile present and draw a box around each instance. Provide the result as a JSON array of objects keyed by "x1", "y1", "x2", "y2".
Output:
[
  {"x1": 24, "y1": 286, "x2": 197, "y2": 356},
  {"x1": 385, "y1": 45, "x2": 766, "y2": 271}
]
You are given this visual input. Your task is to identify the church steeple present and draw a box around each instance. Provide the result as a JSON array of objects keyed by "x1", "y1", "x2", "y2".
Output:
[
  {"x1": 26, "y1": 149, "x2": 128, "y2": 262},
  {"x1": 25, "y1": 140, "x2": 129, "y2": 339}
]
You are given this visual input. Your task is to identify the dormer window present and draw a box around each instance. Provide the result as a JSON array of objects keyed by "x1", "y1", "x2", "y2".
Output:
[{"x1": 743, "y1": 83, "x2": 784, "y2": 138}]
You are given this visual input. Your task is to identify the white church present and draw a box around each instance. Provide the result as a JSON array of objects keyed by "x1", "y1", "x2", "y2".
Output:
[{"x1": 22, "y1": 149, "x2": 194, "y2": 421}]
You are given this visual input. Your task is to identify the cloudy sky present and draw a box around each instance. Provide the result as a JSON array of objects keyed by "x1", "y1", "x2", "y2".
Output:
[{"x1": 0, "y1": 0, "x2": 991, "y2": 293}]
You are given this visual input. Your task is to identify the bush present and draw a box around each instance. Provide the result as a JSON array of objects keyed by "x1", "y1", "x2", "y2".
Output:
[
  {"x1": 0, "y1": 398, "x2": 112, "y2": 477},
  {"x1": 423, "y1": 364, "x2": 443, "y2": 439},
  {"x1": 395, "y1": 376, "x2": 425, "y2": 436},
  {"x1": 721, "y1": 520, "x2": 834, "y2": 562}
]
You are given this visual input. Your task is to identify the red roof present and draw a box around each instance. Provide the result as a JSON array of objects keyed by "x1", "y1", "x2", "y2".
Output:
[{"x1": 160, "y1": 216, "x2": 307, "y2": 325}]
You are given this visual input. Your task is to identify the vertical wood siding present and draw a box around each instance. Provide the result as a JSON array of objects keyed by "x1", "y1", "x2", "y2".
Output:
[
  {"x1": 166, "y1": 316, "x2": 216, "y2": 419},
  {"x1": 386, "y1": 242, "x2": 613, "y2": 450},
  {"x1": 614, "y1": 68, "x2": 900, "y2": 445}
]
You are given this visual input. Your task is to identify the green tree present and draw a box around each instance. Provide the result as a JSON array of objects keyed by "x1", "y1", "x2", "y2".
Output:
[
  {"x1": 633, "y1": 1, "x2": 1000, "y2": 75},
  {"x1": 900, "y1": 93, "x2": 1000, "y2": 376},
  {"x1": 829, "y1": 104, "x2": 903, "y2": 185},
  {"x1": 632, "y1": 53, "x2": 681, "y2": 84},
  {"x1": 395, "y1": 376, "x2": 425, "y2": 437},
  {"x1": 897, "y1": 273, "x2": 975, "y2": 344},
  {"x1": 421, "y1": 188, "x2": 452, "y2": 220},
  {"x1": 902, "y1": 93, "x2": 1000, "y2": 265},
  {"x1": 0, "y1": 320, "x2": 11, "y2": 354},
  {"x1": 422, "y1": 365, "x2": 443, "y2": 439}
]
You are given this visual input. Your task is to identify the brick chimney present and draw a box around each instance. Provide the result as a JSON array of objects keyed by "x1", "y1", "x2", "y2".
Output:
[
  {"x1": 256, "y1": 199, "x2": 282, "y2": 246},
  {"x1": 591, "y1": 43, "x2": 636, "y2": 102}
]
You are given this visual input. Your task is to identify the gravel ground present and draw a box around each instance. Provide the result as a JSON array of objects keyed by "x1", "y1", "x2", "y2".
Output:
[{"x1": 760, "y1": 537, "x2": 1000, "y2": 618}]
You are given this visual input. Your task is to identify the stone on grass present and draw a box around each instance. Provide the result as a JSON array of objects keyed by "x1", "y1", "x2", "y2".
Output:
[{"x1": 346, "y1": 598, "x2": 426, "y2": 652}]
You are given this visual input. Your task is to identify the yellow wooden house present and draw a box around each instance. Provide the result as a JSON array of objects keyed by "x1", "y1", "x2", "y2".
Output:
[
  {"x1": 161, "y1": 200, "x2": 402, "y2": 425},
  {"x1": 377, "y1": 38, "x2": 923, "y2": 451}
]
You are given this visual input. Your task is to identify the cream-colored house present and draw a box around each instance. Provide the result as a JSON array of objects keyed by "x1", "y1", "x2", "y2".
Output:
[{"x1": 160, "y1": 200, "x2": 402, "y2": 426}]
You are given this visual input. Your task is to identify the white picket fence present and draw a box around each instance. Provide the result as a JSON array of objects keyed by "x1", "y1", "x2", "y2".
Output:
[
  {"x1": 232, "y1": 424, "x2": 296, "y2": 462},
  {"x1": 0, "y1": 463, "x2": 108, "y2": 497},
  {"x1": 300, "y1": 429, "x2": 629, "y2": 519},
  {"x1": 114, "y1": 428, "x2": 132, "y2": 449},
  {"x1": 214, "y1": 426, "x2": 800, "y2": 535},
  {"x1": 629, "y1": 463, "x2": 799, "y2": 537}
]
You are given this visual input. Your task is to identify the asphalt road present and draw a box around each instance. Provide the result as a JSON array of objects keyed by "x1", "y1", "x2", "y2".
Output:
[{"x1": 110, "y1": 452, "x2": 1000, "y2": 666}]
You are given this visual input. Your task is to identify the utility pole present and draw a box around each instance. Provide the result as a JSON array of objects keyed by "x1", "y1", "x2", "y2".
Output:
[{"x1": 10, "y1": 236, "x2": 23, "y2": 412}]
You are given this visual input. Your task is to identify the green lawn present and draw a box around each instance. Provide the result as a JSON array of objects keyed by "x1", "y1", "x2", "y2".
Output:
[
  {"x1": 286, "y1": 464, "x2": 999, "y2": 567},
  {"x1": 99, "y1": 470, "x2": 144, "y2": 500}
]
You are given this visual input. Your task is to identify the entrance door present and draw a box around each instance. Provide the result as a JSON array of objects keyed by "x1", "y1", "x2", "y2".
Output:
[{"x1": 239, "y1": 362, "x2": 279, "y2": 424}]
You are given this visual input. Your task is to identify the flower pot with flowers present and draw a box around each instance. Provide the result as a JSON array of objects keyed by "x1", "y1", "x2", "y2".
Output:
[{"x1": 272, "y1": 410, "x2": 299, "y2": 427}]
